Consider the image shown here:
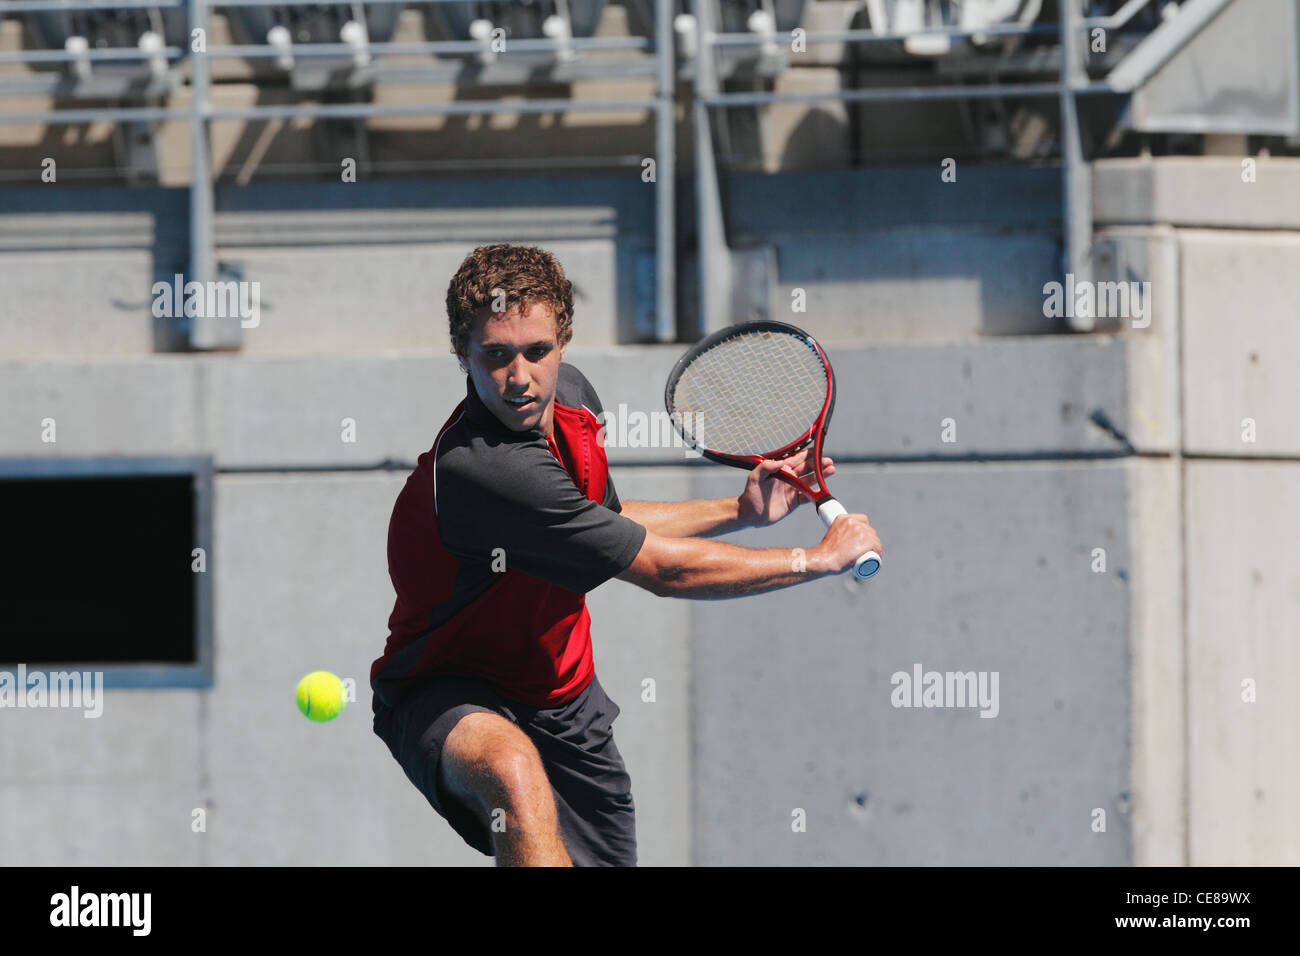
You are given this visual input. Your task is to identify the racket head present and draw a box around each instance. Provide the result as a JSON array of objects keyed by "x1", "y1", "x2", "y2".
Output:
[{"x1": 664, "y1": 320, "x2": 837, "y2": 472}]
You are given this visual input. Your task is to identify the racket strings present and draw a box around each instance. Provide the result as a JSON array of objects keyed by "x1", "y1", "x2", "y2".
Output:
[{"x1": 670, "y1": 330, "x2": 828, "y2": 456}]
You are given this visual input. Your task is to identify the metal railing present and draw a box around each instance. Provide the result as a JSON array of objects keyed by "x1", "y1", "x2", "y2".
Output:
[
  {"x1": 0, "y1": 0, "x2": 678, "y2": 346},
  {"x1": 688, "y1": 0, "x2": 1160, "y2": 333},
  {"x1": 0, "y1": 0, "x2": 1166, "y2": 343}
]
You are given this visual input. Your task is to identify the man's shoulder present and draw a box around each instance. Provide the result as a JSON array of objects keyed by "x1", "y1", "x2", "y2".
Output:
[
  {"x1": 433, "y1": 420, "x2": 555, "y2": 505},
  {"x1": 556, "y1": 362, "x2": 606, "y2": 416}
]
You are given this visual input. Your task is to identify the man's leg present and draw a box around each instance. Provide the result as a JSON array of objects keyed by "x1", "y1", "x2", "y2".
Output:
[{"x1": 439, "y1": 711, "x2": 573, "y2": 867}]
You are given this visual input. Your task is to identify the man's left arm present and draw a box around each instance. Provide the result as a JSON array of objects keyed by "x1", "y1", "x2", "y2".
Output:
[
  {"x1": 620, "y1": 449, "x2": 836, "y2": 538},
  {"x1": 619, "y1": 497, "x2": 750, "y2": 538}
]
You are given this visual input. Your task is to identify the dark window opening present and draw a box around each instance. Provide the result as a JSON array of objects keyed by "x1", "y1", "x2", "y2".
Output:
[{"x1": 0, "y1": 460, "x2": 211, "y2": 685}]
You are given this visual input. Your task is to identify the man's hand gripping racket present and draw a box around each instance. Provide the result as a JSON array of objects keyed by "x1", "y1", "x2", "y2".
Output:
[{"x1": 665, "y1": 320, "x2": 883, "y2": 580}]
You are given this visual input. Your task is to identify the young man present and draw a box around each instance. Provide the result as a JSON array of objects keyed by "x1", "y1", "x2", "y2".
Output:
[{"x1": 371, "y1": 243, "x2": 881, "y2": 867}]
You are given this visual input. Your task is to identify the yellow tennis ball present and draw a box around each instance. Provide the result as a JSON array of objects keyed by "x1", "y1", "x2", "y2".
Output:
[{"x1": 296, "y1": 671, "x2": 347, "y2": 722}]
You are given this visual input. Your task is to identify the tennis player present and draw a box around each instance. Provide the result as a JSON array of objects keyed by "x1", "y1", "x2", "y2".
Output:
[{"x1": 370, "y1": 243, "x2": 881, "y2": 866}]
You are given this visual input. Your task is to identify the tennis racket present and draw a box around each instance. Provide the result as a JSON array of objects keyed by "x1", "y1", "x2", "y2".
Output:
[{"x1": 664, "y1": 320, "x2": 882, "y2": 580}]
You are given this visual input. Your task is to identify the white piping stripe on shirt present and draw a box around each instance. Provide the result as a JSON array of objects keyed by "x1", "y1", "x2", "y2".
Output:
[{"x1": 432, "y1": 409, "x2": 466, "y2": 518}]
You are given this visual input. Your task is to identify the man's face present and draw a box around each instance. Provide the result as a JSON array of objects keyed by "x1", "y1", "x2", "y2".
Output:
[{"x1": 461, "y1": 300, "x2": 566, "y2": 436}]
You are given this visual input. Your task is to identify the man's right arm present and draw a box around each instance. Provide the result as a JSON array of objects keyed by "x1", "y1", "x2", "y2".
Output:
[{"x1": 616, "y1": 513, "x2": 881, "y2": 599}]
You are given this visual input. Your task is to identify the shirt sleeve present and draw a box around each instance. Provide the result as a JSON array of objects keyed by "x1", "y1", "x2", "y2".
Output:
[
  {"x1": 437, "y1": 440, "x2": 646, "y2": 595},
  {"x1": 601, "y1": 473, "x2": 623, "y2": 514}
]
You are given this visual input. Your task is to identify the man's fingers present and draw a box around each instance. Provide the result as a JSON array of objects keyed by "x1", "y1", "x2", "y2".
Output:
[
  {"x1": 757, "y1": 459, "x2": 792, "y2": 482},
  {"x1": 794, "y1": 455, "x2": 834, "y2": 480},
  {"x1": 759, "y1": 455, "x2": 834, "y2": 483}
]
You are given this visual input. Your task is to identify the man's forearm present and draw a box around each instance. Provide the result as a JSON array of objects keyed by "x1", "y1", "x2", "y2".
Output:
[
  {"x1": 648, "y1": 536, "x2": 831, "y2": 599},
  {"x1": 620, "y1": 498, "x2": 751, "y2": 539}
]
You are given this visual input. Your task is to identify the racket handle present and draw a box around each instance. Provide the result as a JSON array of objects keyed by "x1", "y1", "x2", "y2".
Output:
[{"x1": 815, "y1": 499, "x2": 883, "y2": 580}]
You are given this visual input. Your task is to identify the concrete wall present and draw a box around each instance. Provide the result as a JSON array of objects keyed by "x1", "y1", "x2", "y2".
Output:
[
  {"x1": 0, "y1": 333, "x2": 1162, "y2": 866},
  {"x1": 690, "y1": 459, "x2": 1134, "y2": 866},
  {"x1": 0, "y1": 166, "x2": 1068, "y2": 359},
  {"x1": 1093, "y1": 157, "x2": 1300, "y2": 866},
  {"x1": 1184, "y1": 462, "x2": 1300, "y2": 866},
  {"x1": 2, "y1": 157, "x2": 1299, "y2": 865}
]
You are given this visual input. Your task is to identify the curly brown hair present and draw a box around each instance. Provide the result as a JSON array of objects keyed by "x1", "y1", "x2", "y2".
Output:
[{"x1": 446, "y1": 244, "x2": 575, "y2": 370}]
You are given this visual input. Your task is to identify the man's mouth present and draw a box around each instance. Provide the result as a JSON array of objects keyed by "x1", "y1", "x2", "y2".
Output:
[{"x1": 504, "y1": 395, "x2": 535, "y2": 409}]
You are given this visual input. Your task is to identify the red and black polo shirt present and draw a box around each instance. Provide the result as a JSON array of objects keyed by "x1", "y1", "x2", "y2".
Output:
[{"x1": 370, "y1": 363, "x2": 647, "y2": 709}]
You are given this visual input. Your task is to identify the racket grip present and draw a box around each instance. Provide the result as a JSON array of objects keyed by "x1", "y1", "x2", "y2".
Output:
[{"x1": 815, "y1": 499, "x2": 883, "y2": 580}]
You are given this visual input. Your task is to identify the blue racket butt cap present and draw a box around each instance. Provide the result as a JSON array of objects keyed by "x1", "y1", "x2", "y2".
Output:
[{"x1": 854, "y1": 552, "x2": 882, "y2": 579}]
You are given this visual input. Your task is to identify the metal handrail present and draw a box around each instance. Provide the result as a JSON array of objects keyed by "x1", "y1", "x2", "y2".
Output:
[
  {"x1": 702, "y1": 81, "x2": 1117, "y2": 108},
  {"x1": 0, "y1": 0, "x2": 499, "y2": 8},
  {"x1": 1092, "y1": 0, "x2": 1158, "y2": 30},
  {"x1": 205, "y1": 36, "x2": 652, "y2": 57},
  {"x1": 0, "y1": 37, "x2": 650, "y2": 63},
  {"x1": 711, "y1": 23, "x2": 1063, "y2": 46},
  {"x1": 0, "y1": 96, "x2": 661, "y2": 124},
  {"x1": 0, "y1": 47, "x2": 185, "y2": 63},
  {"x1": 213, "y1": 0, "x2": 506, "y2": 5},
  {"x1": 1, "y1": 0, "x2": 185, "y2": 10}
]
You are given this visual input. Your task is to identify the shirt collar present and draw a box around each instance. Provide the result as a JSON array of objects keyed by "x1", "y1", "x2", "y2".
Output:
[{"x1": 463, "y1": 374, "x2": 547, "y2": 441}]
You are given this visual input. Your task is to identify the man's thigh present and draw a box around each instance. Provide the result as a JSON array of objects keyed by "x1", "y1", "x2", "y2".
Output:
[
  {"x1": 374, "y1": 673, "x2": 636, "y2": 866},
  {"x1": 372, "y1": 676, "x2": 515, "y2": 857},
  {"x1": 437, "y1": 711, "x2": 555, "y2": 818}
]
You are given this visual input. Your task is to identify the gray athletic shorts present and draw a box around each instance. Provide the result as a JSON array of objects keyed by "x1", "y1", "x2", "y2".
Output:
[{"x1": 372, "y1": 672, "x2": 637, "y2": 867}]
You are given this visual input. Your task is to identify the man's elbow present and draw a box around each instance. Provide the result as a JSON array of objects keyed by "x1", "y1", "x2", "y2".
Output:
[
  {"x1": 616, "y1": 559, "x2": 673, "y2": 598},
  {"x1": 616, "y1": 534, "x2": 682, "y2": 598}
]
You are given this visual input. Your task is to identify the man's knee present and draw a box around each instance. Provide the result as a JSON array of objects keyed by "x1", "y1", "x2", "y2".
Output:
[{"x1": 440, "y1": 713, "x2": 553, "y2": 820}]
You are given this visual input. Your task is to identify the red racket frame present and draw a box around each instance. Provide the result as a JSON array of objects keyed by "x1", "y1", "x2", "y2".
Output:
[
  {"x1": 664, "y1": 319, "x2": 838, "y2": 506},
  {"x1": 665, "y1": 320, "x2": 881, "y2": 580}
]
